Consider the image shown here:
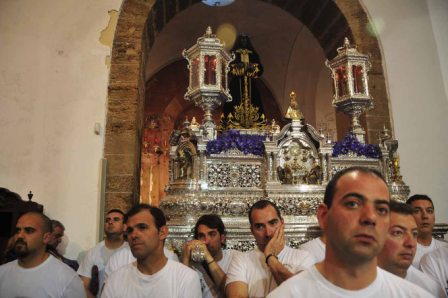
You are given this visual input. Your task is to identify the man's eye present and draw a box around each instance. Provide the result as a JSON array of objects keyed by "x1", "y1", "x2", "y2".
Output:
[
  {"x1": 136, "y1": 224, "x2": 148, "y2": 230},
  {"x1": 377, "y1": 206, "x2": 389, "y2": 216},
  {"x1": 345, "y1": 201, "x2": 359, "y2": 208},
  {"x1": 391, "y1": 230, "x2": 403, "y2": 237},
  {"x1": 427, "y1": 209, "x2": 434, "y2": 214},
  {"x1": 24, "y1": 227, "x2": 35, "y2": 234}
]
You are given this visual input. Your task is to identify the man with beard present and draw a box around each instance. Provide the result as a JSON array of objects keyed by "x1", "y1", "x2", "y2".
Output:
[
  {"x1": 182, "y1": 214, "x2": 240, "y2": 298},
  {"x1": 78, "y1": 209, "x2": 127, "y2": 297},
  {"x1": 102, "y1": 204, "x2": 201, "y2": 298},
  {"x1": 406, "y1": 194, "x2": 447, "y2": 268},
  {"x1": 378, "y1": 200, "x2": 444, "y2": 297},
  {"x1": 0, "y1": 212, "x2": 85, "y2": 297},
  {"x1": 268, "y1": 167, "x2": 431, "y2": 297},
  {"x1": 226, "y1": 199, "x2": 315, "y2": 297}
]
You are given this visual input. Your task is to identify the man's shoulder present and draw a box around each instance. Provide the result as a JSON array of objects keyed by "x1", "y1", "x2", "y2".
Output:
[
  {"x1": 107, "y1": 262, "x2": 134, "y2": 281},
  {"x1": 281, "y1": 246, "x2": 316, "y2": 264},
  {"x1": 433, "y1": 238, "x2": 448, "y2": 248},
  {"x1": 0, "y1": 259, "x2": 18, "y2": 273},
  {"x1": 427, "y1": 244, "x2": 448, "y2": 260},
  {"x1": 223, "y1": 248, "x2": 242, "y2": 259},
  {"x1": 47, "y1": 255, "x2": 78, "y2": 276},
  {"x1": 300, "y1": 237, "x2": 322, "y2": 249},
  {"x1": 168, "y1": 259, "x2": 198, "y2": 277},
  {"x1": 84, "y1": 240, "x2": 106, "y2": 256},
  {"x1": 379, "y1": 268, "x2": 433, "y2": 296}
]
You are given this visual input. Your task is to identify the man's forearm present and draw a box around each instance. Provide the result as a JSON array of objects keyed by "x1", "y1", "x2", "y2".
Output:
[
  {"x1": 266, "y1": 257, "x2": 294, "y2": 285},
  {"x1": 207, "y1": 260, "x2": 227, "y2": 292}
]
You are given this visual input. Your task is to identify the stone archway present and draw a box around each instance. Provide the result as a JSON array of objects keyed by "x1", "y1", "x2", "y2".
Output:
[{"x1": 104, "y1": 0, "x2": 392, "y2": 212}]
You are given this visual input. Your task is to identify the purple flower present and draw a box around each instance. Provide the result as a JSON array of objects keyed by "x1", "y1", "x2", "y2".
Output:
[
  {"x1": 332, "y1": 133, "x2": 381, "y2": 158},
  {"x1": 206, "y1": 130, "x2": 266, "y2": 156}
]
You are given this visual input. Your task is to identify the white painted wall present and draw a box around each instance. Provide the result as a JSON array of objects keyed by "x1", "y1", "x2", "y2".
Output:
[
  {"x1": 0, "y1": 0, "x2": 121, "y2": 258},
  {"x1": 0, "y1": 1, "x2": 446, "y2": 260},
  {"x1": 362, "y1": 0, "x2": 448, "y2": 222}
]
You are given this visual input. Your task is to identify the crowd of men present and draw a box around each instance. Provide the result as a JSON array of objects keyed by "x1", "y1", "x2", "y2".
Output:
[{"x1": 0, "y1": 166, "x2": 447, "y2": 297}]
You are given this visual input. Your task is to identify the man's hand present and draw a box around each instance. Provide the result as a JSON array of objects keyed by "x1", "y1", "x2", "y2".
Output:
[
  {"x1": 181, "y1": 239, "x2": 213, "y2": 266},
  {"x1": 264, "y1": 223, "x2": 285, "y2": 258}
]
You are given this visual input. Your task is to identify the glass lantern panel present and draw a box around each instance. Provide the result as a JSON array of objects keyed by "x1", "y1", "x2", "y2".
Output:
[
  {"x1": 204, "y1": 55, "x2": 217, "y2": 85},
  {"x1": 352, "y1": 65, "x2": 365, "y2": 94},
  {"x1": 191, "y1": 57, "x2": 199, "y2": 88},
  {"x1": 221, "y1": 60, "x2": 227, "y2": 89},
  {"x1": 336, "y1": 66, "x2": 348, "y2": 97}
]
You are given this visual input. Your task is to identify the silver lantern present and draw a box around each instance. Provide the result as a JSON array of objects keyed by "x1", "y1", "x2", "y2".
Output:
[
  {"x1": 326, "y1": 37, "x2": 373, "y2": 144},
  {"x1": 183, "y1": 26, "x2": 234, "y2": 139}
]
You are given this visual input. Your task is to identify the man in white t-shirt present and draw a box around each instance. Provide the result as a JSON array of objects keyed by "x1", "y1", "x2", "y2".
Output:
[
  {"x1": 78, "y1": 209, "x2": 127, "y2": 297},
  {"x1": 104, "y1": 241, "x2": 178, "y2": 279},
  {"x1": 268, "y1": 167, "x2": 431, "y2": 298},
  {"x1": 225, "y1": 199, "x2": 315, "y2": 297},
  {"x1": 378, "y1": 200, "x2": 444, "y2": 297},
  {"x1": 0, "y1": 212, "x2": 85, "y2": 297},
  {"x1": 300, "y1": 235, "x2": 326, "y2": 262},
  {"x1": 407, "y1": 194, "x2": 448, "y2": 268},
  {"x1": 182, "y1": 214, "x2": 239, "y2": 298},
  {"x1": 421, "y1": 246, "x2": 448, "y2": 296},
  {"x1": 101, "y1": 204, "x2": 201, "y2": 298}
]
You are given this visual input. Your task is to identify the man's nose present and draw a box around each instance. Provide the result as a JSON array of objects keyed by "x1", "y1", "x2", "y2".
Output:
[
  {"x1": 360, "y1": 204, "x2": 377, "y2": 226},
  {"x1": 403, "y1": 233, "x2": 416, "y2": 248},
  {"x1": 266, "y1": 226, "x2": 275, "y2": 238}
]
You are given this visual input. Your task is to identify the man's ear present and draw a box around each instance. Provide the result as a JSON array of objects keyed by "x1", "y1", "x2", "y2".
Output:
[
  {"x1": 220, "y1": 234, "x2": 226, "y2": 245},
  {"x1": 317, "y1": 204, "x2": 329, "y2": 230},
  {"x1": 43, "y1": 232, "x2": 52, "y2": 245},
  {"x1": 159, "y1": 225, "x2": 168, "y2": 241}
]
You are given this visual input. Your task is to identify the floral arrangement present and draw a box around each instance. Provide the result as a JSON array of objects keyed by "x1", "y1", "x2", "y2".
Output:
[
  {"x1": 332, "y1": 133, "x2": 381, "y2": 159},
  {"x1": 206, "y1": 130, "x2": 266, "y2": 156}
]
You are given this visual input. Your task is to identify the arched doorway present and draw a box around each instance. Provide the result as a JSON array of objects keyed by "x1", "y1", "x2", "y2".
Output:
[{"x1": 104, "y1": 0, "x2": 392, "y2": 212}]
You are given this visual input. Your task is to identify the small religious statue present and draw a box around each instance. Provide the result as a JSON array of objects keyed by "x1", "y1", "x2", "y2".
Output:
[
  {"x1": 189, "y1": 117, "x2": 200, "y2": 130},
  {"x1": 285, "y1": 91, "x2": 304, "y2": 120},
  {"x1": 305, "y1": 158, "x2": 322, "y2": 185},
  {"x1": 390, "y1": 155, "x2": 404, "y2": 183},
  {"x1": 269, "y1": 119, "x2": 281, "y2": 134}
]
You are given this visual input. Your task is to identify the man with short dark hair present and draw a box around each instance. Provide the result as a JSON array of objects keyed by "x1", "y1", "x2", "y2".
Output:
[
  {"x1": 78, "y1": 209, "x2": 127, "y2": 297},
  {"x1": 226, "y1": 199, "x2": 315, "y2": 297},
  {"x1": 406, "y1": 194, "x2": 447, "y2": 268},
  {"x1": 378, "y1": 200, "x2": 444, "y2": 297},
  {"x1": 0, "y1": 212, "x2": 85, "y2": 297},
  {"x1": 182, "y1": 214, "x2": 239, "y2": 298},
  {"x1": 268, "y1": 167, "x2": 431, "y2": 297},
  {"x1": 48, "y1": 219, "x2": 79, "y2": 271},
  {"x1": 102, "y1": 204, "x2": 201, "y2": 298}
]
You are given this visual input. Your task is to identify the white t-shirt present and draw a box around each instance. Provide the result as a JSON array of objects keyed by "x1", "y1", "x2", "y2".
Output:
[
  {"x1": 267, "y1": 265, "x2": 432, "y2": 298},
  {"x1": 421, "y1": 245, "x2": 448, "y2": 296},
  {"x1": 0, "y1": 255, "x2": 85, "y2": 298},
  {"x1": 104, "y1": 244, "x2": 179, "y2": 279},
  {"x1": 300, "y1": 237, "x2": 325, "y2": 262},
  {"x1": 226, "y1": 246, "x2": 315, "y2": 297},
  {"x1": 413, "y1": 238, "x2": 448, "y2": 268},
  {"x1": 193, "y1": 249, "x2": 240, "y2": 298},
  {"x1": 101, "y1": 259, "x2": 201, "y2": 298},
  {"x1": 406, "y1": 265, "x2": 445, "y2": 297},
  {"x1": 77, "y1": 240, "x2": 128, "y2": 295}
]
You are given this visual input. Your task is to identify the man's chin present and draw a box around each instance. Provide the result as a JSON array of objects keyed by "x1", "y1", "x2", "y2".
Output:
[{"x1": 15, "y1": 248, "x2": 29, "y2": 258}]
